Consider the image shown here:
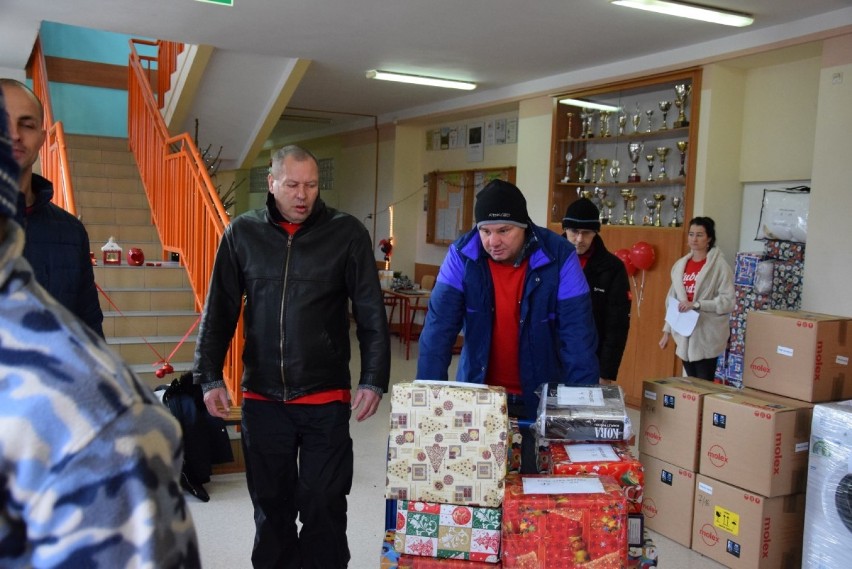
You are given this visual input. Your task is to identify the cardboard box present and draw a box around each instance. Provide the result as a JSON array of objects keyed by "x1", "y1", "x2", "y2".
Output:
[
  {"x1": 639, "y1": 453, "x2": 696, "y2": 548},
  {"x1": 691, "y1": 475, "x2": 805, "y2": 568},
  {"x1": 638, "y1": 377, "x2": 733, "y2": 470},
  {"x1": 743, "y1": 309, "x2": 852, "y2": 402},
  {"x1": 394, "y1": 500, "x2": 501, "y2": 562},
  {"x1": 544, "y1": 442, "x2": 645, "y2": 514},
  {"x1": 501, "y1": 473, "x2": 628, "y2": 568},
  {"x1": 699, "y1": 389, "x2": 812, "y2": 497},
  {"x1": 386, "y1": 382, "x2": 509, "y2": 508}
]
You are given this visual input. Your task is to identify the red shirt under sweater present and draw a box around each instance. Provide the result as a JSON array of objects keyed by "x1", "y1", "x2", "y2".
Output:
[
  {"x1": 485, "y1": 257, "x2": 528, "y2": 395},
  {"x1": 682, "y1": 257, "x2": 706, "y2": 302}
]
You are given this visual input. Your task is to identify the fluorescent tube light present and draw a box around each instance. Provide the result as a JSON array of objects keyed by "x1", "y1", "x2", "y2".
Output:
[
  {"x1": 558, "y1": 98, "x2": 622, "y2": 112},
  {"x1": 610, "y1": 0, "x2": 754, "y2": 27},
  {"x1": 366, "y1": 70, "x2": 476, "y2": 91}
]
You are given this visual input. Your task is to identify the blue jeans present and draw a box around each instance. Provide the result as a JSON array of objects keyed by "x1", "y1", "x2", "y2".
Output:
[{"x1": 241, "y1": 399, "x2": 353, "y2": 569}]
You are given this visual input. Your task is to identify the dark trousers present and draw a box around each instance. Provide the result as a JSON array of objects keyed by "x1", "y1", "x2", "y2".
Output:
[
  {"x1": 241, "y1": 399, "x2": 353, "y2": 569},
  {"x1": 508, "y1": 399, "x2": 539, "y2": 474},
  {"x1": 683, "y1": 357, "x2": 718, "y2": 381}
]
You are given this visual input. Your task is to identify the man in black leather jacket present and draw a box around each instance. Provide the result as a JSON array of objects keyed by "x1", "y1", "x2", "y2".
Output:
[
  {"x1": 1, "y1": 79, "x2": 103, "y2": 337},
  {"x1": 194, "y1": 145, "x2": 390, "y2": 569},
  {"x1": 563, "y1": 198, "x2": 631, "y2": 383}
]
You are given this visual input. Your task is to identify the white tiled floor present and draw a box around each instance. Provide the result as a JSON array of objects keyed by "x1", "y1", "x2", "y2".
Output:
[{"x1": 189, "y1": 331, "x2": 725, "y2": 568}]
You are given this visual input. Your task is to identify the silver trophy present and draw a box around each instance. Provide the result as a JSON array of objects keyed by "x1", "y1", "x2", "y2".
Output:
[
  {"x1": 670, "y1": 196, "x2": 682, "y2": 227},
  {"x1": 673, "y1": 84, "x2": 692, "y2": 128},
  {"x1": 643, "y1": 197, "x2": 656, "y2": 226},
  {"x1": 617, "y1": 114, "x2": 627, "y2": 136},
  {"x1": 609, "y1": 159, "x2": 621, "y2": 184},
  {"x1": 645, "y1": 153, "x2": 656, "y2": 182},
  {"x1": 645, "y1": 109, "x2": 654, "y2": 133},
  {"x1": 627, "y1": 142, "x2": 643, "y2": 182},
  {"x1": 604, "y1": 199, "x2": 616, "y2": 225},
  {"x1": 562, "y1": 152, "x2": 573, "y2": 183},
  {"x1": 658, "y1": 101, "x2": 672, "y2": 131}
]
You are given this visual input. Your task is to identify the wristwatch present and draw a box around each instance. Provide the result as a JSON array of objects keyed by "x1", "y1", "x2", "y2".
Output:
[{"x1": 693, "y1": 301, "x2": 701, "y2": 310}]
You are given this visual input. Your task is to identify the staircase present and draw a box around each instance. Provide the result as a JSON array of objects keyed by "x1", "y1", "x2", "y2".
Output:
[{"x1": 64, "y1": 133, "x2": 200, "y2": 390}]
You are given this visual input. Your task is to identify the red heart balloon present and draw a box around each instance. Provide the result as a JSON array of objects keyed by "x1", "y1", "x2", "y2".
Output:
[
  {"x1": 615, "y1": 248, "x2": 637, "y2": 277},
  {"x1": 629, "y1": 241, "x2": 656, "y2": 271}
]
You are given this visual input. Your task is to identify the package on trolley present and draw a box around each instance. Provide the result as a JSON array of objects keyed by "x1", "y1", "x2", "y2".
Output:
[{"x1": 535, "y1": 383, "x2": 632, "y2": 443}]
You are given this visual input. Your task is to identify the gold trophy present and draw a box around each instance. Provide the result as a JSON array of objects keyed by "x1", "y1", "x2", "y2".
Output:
[
  {"x1": 627, "y1": 192, "x2": 638, "y2": 225},
  {"x1": 591, "y1": 159, "x2": 600, "y2": 184},
  {"x1": 600, "y1": 111, "x2": 611, "y2": 138},
  {"x1": 620, "y1": 188, "x2": 633, "y2": 225},
  {"x1": 676, "y1": 140, "x2": 688, "y2": 177},
  {"x1": 604, "y1": 199, "x2": 616, "y2": 224},
  {"x1": 618, "y1": 114, "x2": 627, "y2": 136},
  {"x1": 658, "y1": 101, "x2": 671, "y2": 130},
  {"x1": 653, "y1": 193, "x2": 666, "y2": 227},
  {"x1": 598, "y1": 158, "x2": 609, "y2": 183},
  {"x1": 631, "y1": 112, "x2": 641, "y2": 134},
  {"x1": 673, "y1": 84, "x2": 692, "y2": 128},
  {"x1": 655, "y1": 146, "x2": 670, "y2": 180},
  {"x1": 566, "y1": 112, "x2": 576, "y2": 139},
  {"x1": 581, "y1": 108, "x2": 595, "y2": 138}
]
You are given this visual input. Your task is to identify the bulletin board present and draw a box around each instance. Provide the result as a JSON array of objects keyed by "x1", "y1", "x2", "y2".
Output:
[{"x1": 426, "y1": 167, "x2": 516, "y2": 245}]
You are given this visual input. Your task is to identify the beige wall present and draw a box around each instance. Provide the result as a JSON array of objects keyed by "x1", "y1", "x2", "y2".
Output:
[{"x1": 802, "y1": 35, "x2": 852, "y2": 315}]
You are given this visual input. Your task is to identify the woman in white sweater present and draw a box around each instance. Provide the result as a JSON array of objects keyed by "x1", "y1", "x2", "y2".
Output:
[{"x1": 659, "y1": 216, "x2": 735, "y2": 380}]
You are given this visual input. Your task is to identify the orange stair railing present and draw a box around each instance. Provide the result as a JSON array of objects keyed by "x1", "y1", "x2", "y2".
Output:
[
  {"x1": 128, "y1": 38, "x2": 244, "y2": 404},
  {"x1": 27, "y1": 37, "x2": 76, "y2": 216}
]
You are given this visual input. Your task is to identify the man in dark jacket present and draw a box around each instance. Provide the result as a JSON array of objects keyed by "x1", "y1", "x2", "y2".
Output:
[
  {"x1": 563, "y1": 198, "x2": 631, "y2": 383},
  {"x1": 0, "y1": 79, "x2": 103, "y2": 337},
  {"x1": 194, "y1": 145, "x2": 390, "y2": 569}
]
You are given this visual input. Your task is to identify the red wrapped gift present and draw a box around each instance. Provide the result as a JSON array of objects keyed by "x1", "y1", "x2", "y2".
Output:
[
  {"x1": 546, "y1": 442, "x2": 644, "y2": 514},
  {"x1": 502, "y1": 473, "x2": 627, "y2": 568},
  {"x1": 398, "y1": 553, "x2": 502, "y2": 568}
]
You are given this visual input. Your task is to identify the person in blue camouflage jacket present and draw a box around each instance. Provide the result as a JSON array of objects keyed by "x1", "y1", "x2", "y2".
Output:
[{"x1": 0, "y1": 89, "x2": 200, "y2": 568}]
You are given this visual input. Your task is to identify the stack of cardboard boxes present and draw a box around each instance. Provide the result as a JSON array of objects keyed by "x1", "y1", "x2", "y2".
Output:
[{"x1": 639, "y1": 306, "x2": 852, "y2": 568}]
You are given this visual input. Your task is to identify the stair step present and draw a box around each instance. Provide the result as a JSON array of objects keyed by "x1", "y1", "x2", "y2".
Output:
[
  {"x1": 102, "y1": 310, "x2": 199, "y2": 337},
  {"x1": 67, "y1": 147, "x2": 135, "y2": 165},
  {"x1": 131, "y1": 361, "x2": 195, "y2": 391},
  {"x1": 105, "y1": 336, "x2": 197, "y2": 367},
  {"x1": 75, "y1": 190, "x2": 149, "y2": 209},
  {"x1": 98, "y1": 288, "x2": 196, "y2": 312},
  {"x1": 87, "y1": 223, "x2": 159, "y2": 244},
  {"x1": 95, "y1": 263, "x2": 188, "y2": 287},
  {"x1": 73, "y1": 176, "x2": 144, "y2": 194},
  {"x1": 79, "y1": 206, "x2": 152, "y2": 225},
  {"x1": 65, "y1": 134, "x2": 129, "y2": 152}
]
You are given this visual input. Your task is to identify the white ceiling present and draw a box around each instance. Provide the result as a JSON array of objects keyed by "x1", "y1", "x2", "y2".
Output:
[{"x1": 2, "y1": 0, "x2": 851, "y2": 168}]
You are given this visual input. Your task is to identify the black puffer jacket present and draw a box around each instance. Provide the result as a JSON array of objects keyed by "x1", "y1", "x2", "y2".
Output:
[
  {"x1": 193, "y1": 195, "x2": 390, "y2": 400},
  {"x1": 23, "y1": 174, "x2": 104, "y2": 337},
  {"x1": 584, "y1": 234, "x2": 631, "y2": 380}
]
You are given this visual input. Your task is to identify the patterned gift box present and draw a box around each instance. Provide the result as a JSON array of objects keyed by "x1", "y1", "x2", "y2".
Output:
[
  {"x1": 627, "y1": 529, "x2": 658, "y2": 568},
  {"x1": 398, "y1": 553, "x2": 503, "y2": 568},
  {"x1": 728, "y1": 287, "x2": 770, "y2": 354},
  {"x1": 394, "y1": 500, "x2": 502, "y2": 563},
  {"x1": 734, "y1": 252, "x2": 765, "y2": 288},
  {"x1": 542, "y1": 443, "x2": 644, "y2": 515},
  {"x1": 508, "y1": 417, "x2": 522, "y2": 474},
  {"x1": 763, "y1": 239, "x2": 805, "y2": 262},
  {"x1": 501, "y1": 473, "x2": 628, "y2": 568},
  {"x1": 386, "y1": 382, "x2": 509, "y2": 508},
  {"x1": 769, "y1": 258, "x2": 804, "y2": 310},
  {"x1": 725, "y1": 351, "x2": 744, "y2": 388}
]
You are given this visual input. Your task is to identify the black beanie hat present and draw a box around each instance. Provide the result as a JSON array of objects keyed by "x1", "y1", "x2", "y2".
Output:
[
  {"x1": 475, "y1": 180, "x2": 529, "y2": 229},
  {"x1": 562, "y1": 198, "x2": 601, "y2": 232}
]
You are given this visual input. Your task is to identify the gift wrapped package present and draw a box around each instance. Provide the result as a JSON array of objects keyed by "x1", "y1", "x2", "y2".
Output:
[
  {"x1": 398, "y1": 553, "x2": 503, "y2": 568},
  {"x1": 542, "y1": 442, "x2": 644, "y2": 514},
  {"x1": 387, "y1": 381, "x2": 509, "y2": 507},
  {"x1": 502, "y1": 473, "x2": 628, "y2": 568},
  {"x1": 394, "y1": 500, "x2": 501, "y2": 563},
  {"x1": 536, "y1": 384, "x2": 632, "y2": 443}
]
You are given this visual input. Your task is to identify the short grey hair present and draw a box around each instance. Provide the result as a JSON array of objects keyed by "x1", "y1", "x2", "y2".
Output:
[{"x1": 270, "y1": 145, "x2": 318, "y2": 178}]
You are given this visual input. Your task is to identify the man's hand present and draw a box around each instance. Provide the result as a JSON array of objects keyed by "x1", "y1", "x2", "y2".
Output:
[
  {"x1": 351, "y1": 388, "x2": 381, "y2": 422},
  {"x1": 203, "y1": 387, "x2": 231, "y2": 419}
]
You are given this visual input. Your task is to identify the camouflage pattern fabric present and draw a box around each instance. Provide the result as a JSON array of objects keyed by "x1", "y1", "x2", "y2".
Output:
[{"x1": 0, "y1": 222, "x2": 200, "y2": 568}]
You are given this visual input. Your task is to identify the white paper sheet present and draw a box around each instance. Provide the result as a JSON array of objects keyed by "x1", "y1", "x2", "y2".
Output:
[{"x1": 665, "y1": 296, "x2": 699, "y2": 336}]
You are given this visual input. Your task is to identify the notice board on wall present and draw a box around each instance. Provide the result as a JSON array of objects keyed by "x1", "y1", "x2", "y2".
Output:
[{"x1": 426, "y1": 167, "x2": 516, "y2": 245}]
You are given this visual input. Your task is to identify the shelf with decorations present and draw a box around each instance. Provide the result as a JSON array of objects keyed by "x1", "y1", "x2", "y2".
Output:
[
  {"x1": 548, "y1": 68, "x2": 702, "y2": 407},
  {"x1": 548, "y1": 69, "x2": 700, "y2": 238}
]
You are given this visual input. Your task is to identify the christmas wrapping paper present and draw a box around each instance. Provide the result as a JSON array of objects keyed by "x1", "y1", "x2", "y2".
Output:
[
  {"x1": 727, "y1": 286, "x2": 770, "y2": 354},
  {"x1": 394, "y1": 500, "x2": 501, "y2": 562},
  {"x1": 398, "y1": 553, "x2": 503, "y2": 568},
  {"x1": 763, "y1": 239, "x2": 805, "y2": 262},
  {"x1": 734, "y1": 252, "x2": 765, "y2": 288},
  {"x1": 769, "y1": 258, "x2": 804, "y2": 310},
  {"x1": 542, "y1": 443, "x2": 644, "y2": 514},
  {"x1": 386, "y1": 382, "x2": 509, "y2": 508},
  {"x1": 501, "y1": 473, "x2": 628, "y2": 568},
  {"x1": 508, "y1": 417, "x2": 522, "y2": 474}
]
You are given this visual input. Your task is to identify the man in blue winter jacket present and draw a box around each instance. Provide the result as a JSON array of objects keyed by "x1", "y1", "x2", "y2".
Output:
[{"x1": 417, "y1": 179, "x2": 599, "y2": 471}]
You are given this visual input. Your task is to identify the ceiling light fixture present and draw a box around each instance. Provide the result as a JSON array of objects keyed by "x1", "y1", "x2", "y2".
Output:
[
  {"x1": 610, "y1": 0, "x2": 754, "y2": 28},
  {"x1": 366, "y1": 70, "x2": 476, "y2": 91},
  {"x1": 558, "y1": 98, "x2": 622, "y2": 112}
]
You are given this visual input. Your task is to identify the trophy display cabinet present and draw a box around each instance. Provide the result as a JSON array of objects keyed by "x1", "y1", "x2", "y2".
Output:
[{"x1": 547, "y1": 68, "x2": 702, "y2": 407}]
